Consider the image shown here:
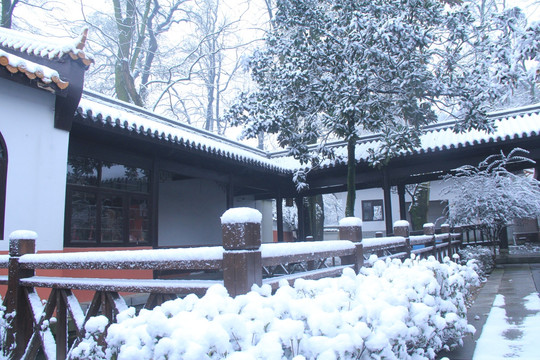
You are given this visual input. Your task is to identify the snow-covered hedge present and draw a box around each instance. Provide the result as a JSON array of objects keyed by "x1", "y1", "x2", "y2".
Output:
[
  {"x1": 72, "y1": 256, "x2": 479, "y2": 360},
  {"x1": 458, "y1": 246, "x2": 495, "y2": 281}
]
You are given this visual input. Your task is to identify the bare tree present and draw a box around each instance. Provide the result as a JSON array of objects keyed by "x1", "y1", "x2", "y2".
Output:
[
  {"x1": 148, "y1": 0, "x2": 255, "y2": 135},
  {"x1": 80, "y1": 0, "x2": 190, "y2": 106},
  {"x1": 2, "y1": 0, "x2": 53, "y2": 29}
]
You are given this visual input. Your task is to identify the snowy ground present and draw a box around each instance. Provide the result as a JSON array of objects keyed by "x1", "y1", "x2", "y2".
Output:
[
  {"x1": 508, "y1": 243, "x2": 540, "y2": 255},
  {"x1": 472, "y1": 293, "x2": 540, "y2": 359},
  {"x1": 468, "y1": 243, "x2": 540, "y2": 360}
]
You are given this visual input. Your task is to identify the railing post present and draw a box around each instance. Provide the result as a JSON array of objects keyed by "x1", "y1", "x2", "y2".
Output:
[
  {"x1": 393, "y1": 220, "x2": 410, "y2": 258},
  {"x1": 5, "y1": 231, "x2": 36, "y2": 359},
  {"x1": 423, "y1": 223, "x2": 436, "y2": 258},
  {"x1": 452, "y1": 226, "x2": 463, "y2": 259},
  {"x1": 338, "y1": 217, "x2": 364, "y2": 272},
  {"x1": 441, "y1": 224, "x2": 451, "y2": 259},
  {"x1": 221, "y1": 208, "x2": 262, "y2": 297},
  {"x1": 454, "y1": 226, "x2": 463, "y2": 249}
]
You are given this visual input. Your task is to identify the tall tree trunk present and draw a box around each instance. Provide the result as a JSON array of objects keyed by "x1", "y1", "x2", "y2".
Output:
[
  {"x1": 307, "y1": 195, "x2": 324, "y2": 240},
  {"x1": 345, "y1": 137, "x2": 356, "y2": 217},
  {"x1": 409, "y1": 182, "x2": 430, "y2": 230},
  {"x1": 1, "y1": 0, "x2": 15, "y2": 28}
]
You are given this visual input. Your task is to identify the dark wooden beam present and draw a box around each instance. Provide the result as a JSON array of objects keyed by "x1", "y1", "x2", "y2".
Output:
[
  {"x1": 382, "y1": 168, "x2": 393, "y2": 235},
  {"x1": 227, "y1": 176, "x2": 235, "y2": 209},
  {"x1": 276, "y1": 193, "x2": 284, "y2": 242},
  {"x1": 398, "y1": 183, "x2": 407, "y2": 221},
  {"x1": 151, "y1": 158, "x2": 160, "y2": 249},
  {"x1": 295, "y1": 196, "x2": 305, "y2": 241}
]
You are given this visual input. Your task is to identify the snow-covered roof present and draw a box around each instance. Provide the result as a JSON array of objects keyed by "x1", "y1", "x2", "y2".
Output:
[
  {"x1": 77, "y1": 91, "x2": 287, "y2": 173},
  {"x1": 0, "y1": 27, "x2": 93, "y2": 66},
  {"x1": 75, "y1": 89, "x2": 540, "y2": 174},
  {"x1": 271, "y1": 103, "x2": 540, "y2": 170},
  {"x1": 0, "y1": 48, "x2": 69, "y2": 89}
]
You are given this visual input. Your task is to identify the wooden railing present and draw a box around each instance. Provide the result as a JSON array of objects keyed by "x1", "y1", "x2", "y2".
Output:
[{"x1": 0, "y1": 211, "x2": 462, "y2": 360}]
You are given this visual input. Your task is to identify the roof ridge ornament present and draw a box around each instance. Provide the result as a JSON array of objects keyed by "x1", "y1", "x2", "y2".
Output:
[{"x1": 76, "y1": 28, "x2": 88, "y2": 50}]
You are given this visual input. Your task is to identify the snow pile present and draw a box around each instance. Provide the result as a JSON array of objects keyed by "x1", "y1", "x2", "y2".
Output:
[{"x1": 72, "y1": 256, "x2": 479, "y2": 360}]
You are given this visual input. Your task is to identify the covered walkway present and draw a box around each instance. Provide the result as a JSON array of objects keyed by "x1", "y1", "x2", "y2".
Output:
[{"x1": 438, "y1": 258, "x2": 540, "y2": 359}]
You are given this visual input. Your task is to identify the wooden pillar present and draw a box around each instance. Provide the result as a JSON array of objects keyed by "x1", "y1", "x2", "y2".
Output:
[
  {"x1": 338, "y1": 217, "x2": 364, "y2": 272},
  {"x1": 276, "y1": 194, "x2": 284, "y2": 242},
  {"x1": 383, "y1": 168, "x2": 393, "y2": 235},
  {"x1": 454, "y1": 226, "x2": 464, "y2": 251},
  {"x1": 226, "y1": 176, "x2": 235, "y2": 209},
  {"x1": 393, "y1": 220, "x2": 410, "y2": 258},
  {"x1": 397, "y1": 183, "x2": 407, "y2": 222},
  {"x1": 151, "y1": 158, "x2": 160, "y2": 248},
  {"x1": 221, "y1": 208, "x2": 262, "y2": 297},
  {"x1": 6, "y1": 231, "x2": 36, "y2": 359},
  {"x1": 295, "y1": 196, "x2": 305, "y2": 241},
  {"x1": 423, "y1": 222, "x2": 436, "y2": 258},
  {"x1": 441, "y1": 224, "x2": 451, "y2": 259}
]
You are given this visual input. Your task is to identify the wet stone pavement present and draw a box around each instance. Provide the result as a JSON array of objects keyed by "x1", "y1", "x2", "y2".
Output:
[{"x1": 438, "y1": 262, "x2": 540, "y2": 360}]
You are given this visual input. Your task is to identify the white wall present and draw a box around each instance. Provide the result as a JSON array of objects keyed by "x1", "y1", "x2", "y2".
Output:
[
  {"x1": 326, "y1": 183, "x2": 453, "y2": 236},
  {"x1": 352, "y1": 188, "x2": 401, "y2": 236},
  {"x1": 233, "y1": 196, "x2": 273, "y2": 243},
  {"x1": 0, "y1": 80, "x2": 69, "y2": 251},
  {"x1": 158, "y1": 178, "x2": 227, "y2": 247}
]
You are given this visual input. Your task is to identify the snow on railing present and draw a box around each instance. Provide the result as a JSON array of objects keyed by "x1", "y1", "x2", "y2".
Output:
[{"x1": 0, "y1": 213, "x2": 464, "y2": 360}]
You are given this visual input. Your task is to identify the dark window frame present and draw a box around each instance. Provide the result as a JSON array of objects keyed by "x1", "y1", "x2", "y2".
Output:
[
  {"x1": 64, "y1": 154, "x2": 152, "y2": 248},
  {"x1": 362, "y1": 199, "x2": 384, "y2": 222},
  {"x1": 0, "y1": 132, "x2": 7, "y2": 240}
]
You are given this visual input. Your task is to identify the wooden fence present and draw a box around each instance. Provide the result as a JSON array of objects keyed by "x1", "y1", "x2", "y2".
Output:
[{"x1": 0, "y1": 211, "x2": 463, "y2": 360}]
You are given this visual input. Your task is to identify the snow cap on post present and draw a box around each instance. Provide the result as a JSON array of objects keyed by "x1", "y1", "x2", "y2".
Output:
[
  {"x1": 338, "y1": 217, "x2": 362, "y2": 243},
  {"x1": 393, "y1": 220, "x2": 410, "y2": 237},
  {"x1": 338, "y1": 217, "x2": 363, "y2": 227},
  {"x1": 221, "y1": 207, "x2": 262, "y2": 225},
  {"x1": 441, "y1": 223, "x2": 450, "y2": 233},
  {"x1": 423, "y1": 223, "x2": 435, "y2": 235},
  {"x1": 9, "y1": 230, "x2": 37, "y2": 257},
  {"x1": 221, "y1": 208, "x2": 262, "y2": 250}
]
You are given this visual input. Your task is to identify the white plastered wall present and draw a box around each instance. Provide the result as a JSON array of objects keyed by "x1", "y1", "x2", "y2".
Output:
[
  {"x1": 158, "y1": 178, "x2": 227, "y2": 247},
  {"x1": 0, "y1": 79, "x2": 69, "y2": 251},
  {"x1": 352, "y1": 188, "x2": 401, "y2": 236},
  {"x1": 234, "y1": 195, "x2": 273, "y2": 243}
]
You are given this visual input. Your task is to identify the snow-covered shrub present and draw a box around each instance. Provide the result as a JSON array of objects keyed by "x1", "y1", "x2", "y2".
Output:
[
  {"x1": 69, "y1": 316, "x2": 109, "y2": 360},
  {"x1": 458, "y1": 247, "x2": 495, "y2": 281},
  {"x1": 443, "y1": 149, "x2": 540, "y2": 247},
  {"x1": 73, "y1": 256, "x2": 479, "y2": 360},
  {"x1": 0, "y1": 297, "x2": 14, "y2": 360}
]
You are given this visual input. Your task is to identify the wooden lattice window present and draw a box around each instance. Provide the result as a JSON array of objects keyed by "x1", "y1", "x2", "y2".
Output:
[{"x1": 65, "y1": 154, "x2": 151, "y2": 247}]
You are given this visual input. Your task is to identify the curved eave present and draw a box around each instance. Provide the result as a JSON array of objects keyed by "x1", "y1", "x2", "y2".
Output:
[{"x1": 74, "y1": 107, "x2": 290, "y2": 175}]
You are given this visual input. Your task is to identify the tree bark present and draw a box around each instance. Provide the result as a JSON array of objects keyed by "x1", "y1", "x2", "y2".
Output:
[
  {"x1": 345, "y1": 137, "x2": 356, "y2": 217},
  {"x1": 1, "y1": 0, "x2": 15, "y2": 28}
]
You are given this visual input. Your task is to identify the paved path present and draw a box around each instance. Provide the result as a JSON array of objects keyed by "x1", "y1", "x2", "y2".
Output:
[{"x1": 438, "y1": 262, "x2": 540, "y2": 359}]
